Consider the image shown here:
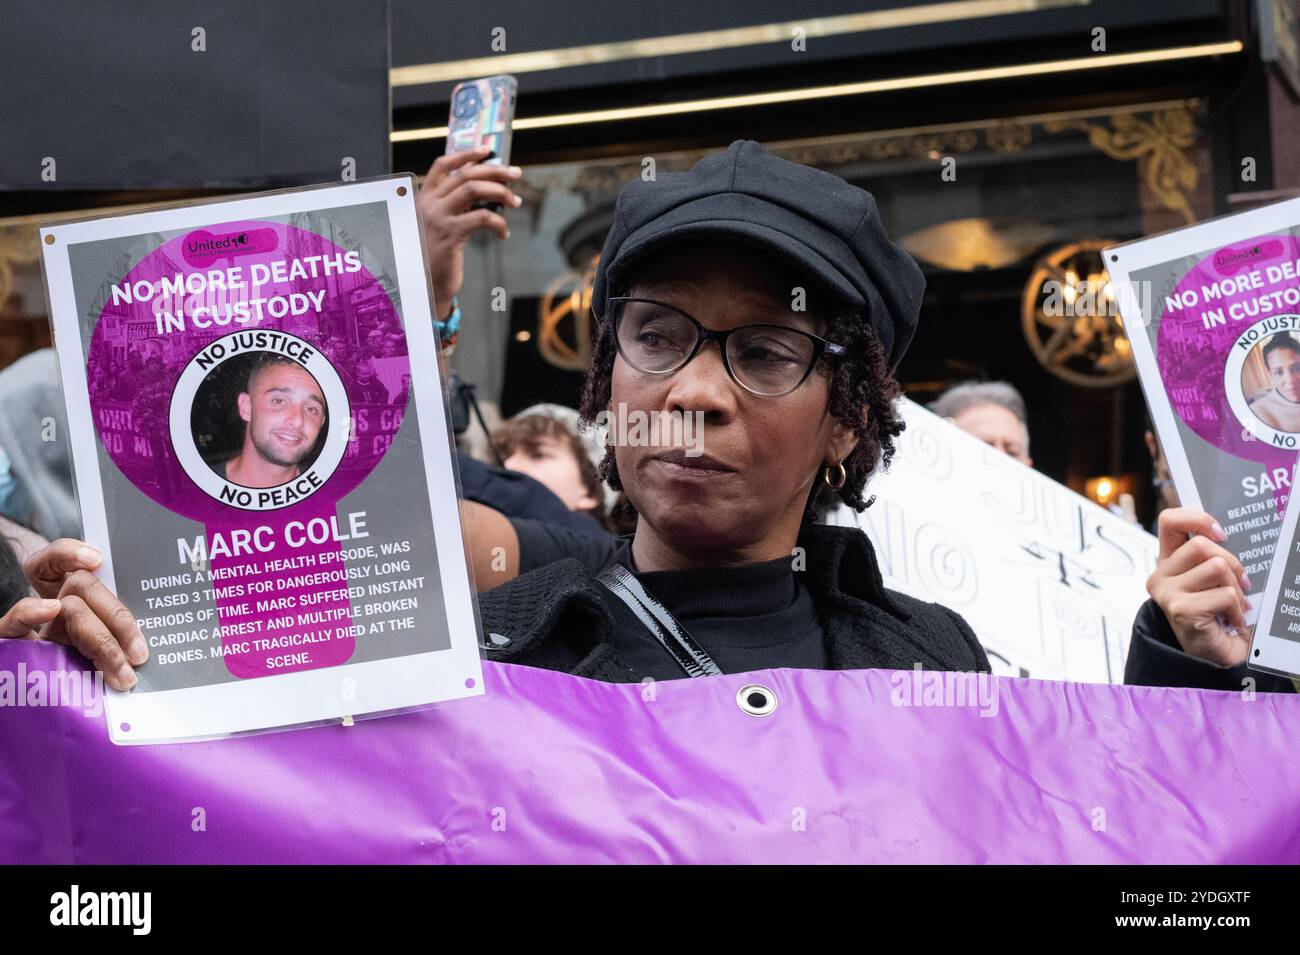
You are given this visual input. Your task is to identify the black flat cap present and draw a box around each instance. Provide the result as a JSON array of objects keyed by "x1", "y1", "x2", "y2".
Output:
[{"x1": 592, "y1": 139, "x2": 925, "y2": 369}]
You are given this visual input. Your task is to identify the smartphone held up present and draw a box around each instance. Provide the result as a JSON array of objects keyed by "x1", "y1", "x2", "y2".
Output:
[{"x1": 447, "y1": 74, "x2": 517, "y2": 211}]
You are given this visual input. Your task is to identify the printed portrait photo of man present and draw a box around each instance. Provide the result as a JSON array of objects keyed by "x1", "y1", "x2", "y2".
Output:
[{"x1": 219, "y1": 354, "x2": 327, "y2": 488}]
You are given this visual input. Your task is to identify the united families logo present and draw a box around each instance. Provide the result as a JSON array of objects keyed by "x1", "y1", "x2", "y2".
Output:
[
  {"x1": 1215, "y1": 245, "x2": 1263, "y2": 269},
  {"x1": 181, "y1": 226, "x2": 278, "y2": 267},
  {"x1": 1213, "y1": 239, "x2": 1282, "y2": 275}
]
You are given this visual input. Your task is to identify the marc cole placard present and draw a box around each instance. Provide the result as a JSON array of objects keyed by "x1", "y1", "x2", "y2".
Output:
[
  {"x1": 40, "y1": 177, "x2": 485, "y2": 744},
  {"x1": 1106, "y1": 195, "x2": 1300, "y2": 676}
]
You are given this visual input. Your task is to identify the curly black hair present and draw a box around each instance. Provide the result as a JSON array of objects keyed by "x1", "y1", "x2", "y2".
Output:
[{"x1": 578, "y1": 303, "x2": 906, "y2": 523}]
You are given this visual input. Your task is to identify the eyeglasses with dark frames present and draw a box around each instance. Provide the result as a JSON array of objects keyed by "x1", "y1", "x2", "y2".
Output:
[{"x1": 608, "y1": 296, "x2": 847, "y2": 397}]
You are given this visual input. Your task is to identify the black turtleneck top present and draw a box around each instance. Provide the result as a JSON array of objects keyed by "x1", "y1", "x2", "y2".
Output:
[{"x1": 513, "y1": 517, "x2": 828, "y2": 680}]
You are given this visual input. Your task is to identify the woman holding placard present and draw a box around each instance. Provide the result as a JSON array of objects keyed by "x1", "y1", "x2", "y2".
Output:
[{"x1": 3, "y1": 141, "x2": 1273, "y2": 693}]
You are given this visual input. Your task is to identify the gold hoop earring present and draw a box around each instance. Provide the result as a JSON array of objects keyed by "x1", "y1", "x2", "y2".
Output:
[{"x1": 823, "y1": 459, "x2": 847, "y2": 491}]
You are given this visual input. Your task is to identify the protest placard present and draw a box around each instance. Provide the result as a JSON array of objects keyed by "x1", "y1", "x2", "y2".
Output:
[
  {"x1": 1107, "y1": 197, "x2": 1300, "y2": 644},
  {"x1": 40, "y1": 178, "x2": 484, "y2": 743}
]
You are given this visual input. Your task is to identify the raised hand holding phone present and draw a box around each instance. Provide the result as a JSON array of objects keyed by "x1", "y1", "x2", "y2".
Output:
[{"x1": 418, "y1": 75, "x2": 521, "y2": 320}]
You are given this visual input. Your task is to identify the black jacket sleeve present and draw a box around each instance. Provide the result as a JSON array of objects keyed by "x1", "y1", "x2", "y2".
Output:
[
  {"x1": 937, "y1": 605, "x2": 992, "y2": 673},
  {"x1": 1124, "y1": 598, "x2": 1295, "y2": 693},
  {"x1": 510, "y1": 517, "x2": 617, "y2": 575},
  {"x1": 476, "y1": 559, "x2": 638, "y2": 682}
]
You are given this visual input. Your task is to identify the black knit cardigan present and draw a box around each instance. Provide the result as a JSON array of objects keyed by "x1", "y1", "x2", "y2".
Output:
[{"x1": 476, "y1": 523, "x2": 990, "y2": 682}]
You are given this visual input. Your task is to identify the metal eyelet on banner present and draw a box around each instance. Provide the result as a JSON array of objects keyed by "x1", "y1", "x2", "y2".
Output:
[{"x1": 736, "y1": 683, "x2": 777, "y2": 717}]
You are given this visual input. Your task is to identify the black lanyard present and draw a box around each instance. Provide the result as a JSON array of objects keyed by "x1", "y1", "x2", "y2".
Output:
[{"x1": 596, "y1": 563, "x2": 722, "y2": 678}]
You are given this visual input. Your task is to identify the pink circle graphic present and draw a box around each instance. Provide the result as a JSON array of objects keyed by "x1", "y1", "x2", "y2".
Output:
[
  {"x1": 84, "y1": 219, "x2": 414, "y2": 679},
  {"x1": 85, "y1": 220, "x2": 410, "y2": 522},
  {"x1": 1155, "y1": 232, "x2": 1300, "y2": 468}
]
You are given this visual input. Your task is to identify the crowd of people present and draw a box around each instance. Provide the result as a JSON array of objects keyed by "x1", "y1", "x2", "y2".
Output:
[{"x1": 0, "y1": 140, "x2": 1287, "y2": 694}]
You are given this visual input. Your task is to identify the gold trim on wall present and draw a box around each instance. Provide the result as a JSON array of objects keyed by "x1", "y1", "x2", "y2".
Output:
[
  {"x1": 391, "y1": 0, "x2": 1091, "y2": 88},
  {"x1": 391, "y1": 42, "x2": 1240, "y2": 143},
  {"x1": 0, "y1": 102, "x2": 1209, "y2": 326},
  {"x1": 508, "y1": 99, "x2": 1206, "y2": 225}
]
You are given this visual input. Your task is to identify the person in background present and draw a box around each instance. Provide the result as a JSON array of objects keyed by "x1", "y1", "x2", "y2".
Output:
[
  {"x1": 411, "y1": 144, "x2": 610, "y2": 544},
  {"x1": 129, "y1": 354, "x2": 171, "y2": 443},
  {"x1": 364, "y1": 328, "x2": 387, "y2": 361},
  {"x1": 352, "y1": 358, "x2": 389, "y2": 404},
  {"x1": 929, "y1": 380, "x2": 1033, "y2": 467},
  {"x1": 88, "y1": 363, "x2": 109, "y2": 398},
  {"x1": 0, "y1": 348, "x2": 80, "y2": 542},
  {"x1": 456, "y1": 444, "x2": 613, "y2": 547},
  {"x1": 492, "y1": 408, "x2": 607, "y2": 526},
  {"x1": 418, "y1": 144, "x2": 522, "y2": 328},
  {"x1": 393, "y1": 373, "x2": 411, "y2": 407}
]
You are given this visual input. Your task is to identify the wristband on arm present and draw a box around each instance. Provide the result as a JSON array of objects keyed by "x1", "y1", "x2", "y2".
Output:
[{"x1": 435, "y1": 296, "x2": 461, "y2": 355}]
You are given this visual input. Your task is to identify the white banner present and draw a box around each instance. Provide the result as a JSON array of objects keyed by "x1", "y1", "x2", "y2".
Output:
[{"x1": 825, "y1": 399, "x2": 1157, "y2": 683}]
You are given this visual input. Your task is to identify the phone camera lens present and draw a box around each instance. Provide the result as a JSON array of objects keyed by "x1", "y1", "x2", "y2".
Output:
[{"x1": 453, "y1": 89, "x2": 479, "y2": 120}]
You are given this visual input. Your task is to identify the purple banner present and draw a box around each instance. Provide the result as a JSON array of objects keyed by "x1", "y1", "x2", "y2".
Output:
[{"x1": 1, "y1": 641, "x2": 1297, "y2": 863}]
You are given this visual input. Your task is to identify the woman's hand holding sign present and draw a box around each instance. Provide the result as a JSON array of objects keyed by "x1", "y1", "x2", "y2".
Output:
[
  {"x1": 7, "y1": 539, "x2": 148, "y2": 691},
  {"x1": 1147, "y1": 507, "x2": 1252, "y2": 667}
]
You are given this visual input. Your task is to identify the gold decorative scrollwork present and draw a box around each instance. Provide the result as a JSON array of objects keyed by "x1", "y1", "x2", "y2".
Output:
[
  {"x1": 1044, "y1": 107, "x2": 1199, "y2": 224},
  {"x1": 985, "y1": 120, "x2": 1032, "y2": 154},
  {"x1": 543, "y1": 104, "x2": 1202, "y2": 227}
]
